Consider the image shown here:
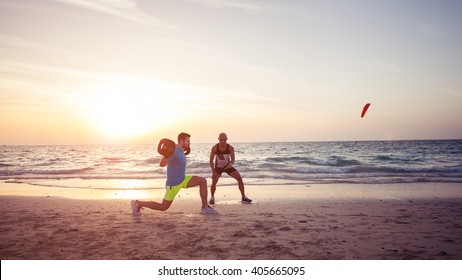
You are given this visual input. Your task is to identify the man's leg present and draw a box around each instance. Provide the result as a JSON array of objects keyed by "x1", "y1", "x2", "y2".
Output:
[
  {"x1": 135, "y1": 181, "x2": 184, "y2": 212},
  {"x1": 187, "y1": 176, "x2": 208, "y2": 208},
  {"x1": 229, "y1": 170, "x2": 245, "y2": 198},
  {"x1": 137, "y1": 199, "x2": 172, "y2": 211},
  {"x1": 210, "y1": 173, "x2": 220, "y2": 198}
]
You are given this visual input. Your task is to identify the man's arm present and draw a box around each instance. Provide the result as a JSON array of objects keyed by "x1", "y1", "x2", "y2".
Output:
[
  {"x1": 228, "y1": 145, "x2": 236, "y2": 168},
  {"x1": 160, "y1": 156, "x2": 168, "y2": 167},
  {"x1": 209, "y1": 146, "x2": 216, "y2": 172}
]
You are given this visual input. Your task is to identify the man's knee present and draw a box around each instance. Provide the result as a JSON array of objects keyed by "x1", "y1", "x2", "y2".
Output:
[
  {"x1": 189, "y1": 176, "x2": 206, "y2": 187},
  {"x1": 194, "y1": 176, "x2": 206, "y2": 184},
  {"x1": 160, "y1": 200, "x2": 172, "y2": 211},
  {"x1": 230, "y1": 172, "x2": 242, "y2": 181},
  {"x1": 192, "y1": 176, "x2": 207, "y2": 187}
]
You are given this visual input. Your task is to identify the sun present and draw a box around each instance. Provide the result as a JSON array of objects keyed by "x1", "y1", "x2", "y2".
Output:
[
  {"x1": 97, "y1": 96, "x2": 153, "y2": 137},
  {"x1": 87, "y1": 88, "x2": 172, "y2": 138},
  {"x1": 80, "y1": 75, "x2": 194, "y2": 139}
]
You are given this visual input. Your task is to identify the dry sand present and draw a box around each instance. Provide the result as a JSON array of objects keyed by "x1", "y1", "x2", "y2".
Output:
[{"x1": 1, "y1": 182, "x2": 461, "y2": 260}]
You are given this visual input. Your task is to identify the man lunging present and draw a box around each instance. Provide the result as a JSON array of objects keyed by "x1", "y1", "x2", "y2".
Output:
[{"x1": 131, "y1": 132, "x2": 217, "y2": 215}]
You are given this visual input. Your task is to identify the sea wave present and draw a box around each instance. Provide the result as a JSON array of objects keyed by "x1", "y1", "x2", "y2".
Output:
[{"x1": 1, "y1": 140, "x2": 461, "y2": 185}]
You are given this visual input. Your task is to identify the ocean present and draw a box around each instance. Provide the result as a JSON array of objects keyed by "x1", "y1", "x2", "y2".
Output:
[{"x1": 1, "y1": 140, "x2": 462, "y2": 191}]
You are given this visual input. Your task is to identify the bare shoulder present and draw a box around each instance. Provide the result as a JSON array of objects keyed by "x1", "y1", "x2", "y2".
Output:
[{"x1": 228, "y1": 144, "x2": 235, "y2": 151}]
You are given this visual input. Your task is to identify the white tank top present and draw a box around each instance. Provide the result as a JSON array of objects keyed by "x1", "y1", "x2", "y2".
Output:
[{"x1": 214, "y1": 144, "x2": 231, "y2": 168}]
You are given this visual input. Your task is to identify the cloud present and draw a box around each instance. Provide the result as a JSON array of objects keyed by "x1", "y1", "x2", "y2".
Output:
[
  {"x1": 181, "y1": 0, "x2": 270, "y2": 12},
  {"x1": 439, "y1": 88, "x2": 461, "y2": 98},
  {"x1": 0, "y1": 33, "x2": 73, "y2": 54},
  {"x1": 361, "y1": 58, "x2": 405, "y2": 74},
  {"x1": 52, "y1": 0, "x2": 177, "y2": 29},
  {"x1": 0, "y1": 53, "x2": 280, "y2": 118}
]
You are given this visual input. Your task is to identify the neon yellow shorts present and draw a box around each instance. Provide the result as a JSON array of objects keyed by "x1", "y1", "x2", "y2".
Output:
[{"x1": 164, "y1": 175, "x2": 193, "y2": 201}]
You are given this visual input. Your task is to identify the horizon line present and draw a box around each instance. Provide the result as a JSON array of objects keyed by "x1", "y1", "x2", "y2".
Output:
[{"x1": 2, "y1": 138, "x2": 461, "y2": 146}]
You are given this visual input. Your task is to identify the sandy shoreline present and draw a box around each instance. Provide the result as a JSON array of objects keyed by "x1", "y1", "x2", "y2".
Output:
[{"x1": 1, "y1": 182, "x2": 461, "y2": 260}]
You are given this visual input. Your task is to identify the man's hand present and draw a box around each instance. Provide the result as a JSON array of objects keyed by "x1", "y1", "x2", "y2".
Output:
[
  {"x1": 160, "y1": 156, "x2": 168, "y2": 167},
  {"x1": 224, "y1": 162, "x2": 234, "y2": 170}
]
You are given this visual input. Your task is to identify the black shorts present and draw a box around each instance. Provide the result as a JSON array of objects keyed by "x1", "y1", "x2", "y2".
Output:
[{"x1": 215, "y1": 166, "x2": 237, "y2": 176}]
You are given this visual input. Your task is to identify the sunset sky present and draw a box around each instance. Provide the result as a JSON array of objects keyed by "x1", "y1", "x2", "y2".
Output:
[{"x1": 1, "y1": 0, "x2": 461, "y2": 145}]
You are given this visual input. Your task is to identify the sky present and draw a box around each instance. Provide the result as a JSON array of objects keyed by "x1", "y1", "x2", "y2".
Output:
[{"x1": 1, "y1": 0, "x2": 461, "y2": 145}]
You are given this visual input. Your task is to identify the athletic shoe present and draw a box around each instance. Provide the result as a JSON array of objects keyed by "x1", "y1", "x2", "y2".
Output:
[
  {"x1": 131, "y1": 200, "x2": 141, "y2": 215},
  {"x1": 209, "y1": 196, "x2": 215, "y2": 205},
  {"x1": 241, "y1": 196, "x2": 252, "y2": 204},
  {"x1": 200, "y1": 206, "x2": 218, "y2": 214}
]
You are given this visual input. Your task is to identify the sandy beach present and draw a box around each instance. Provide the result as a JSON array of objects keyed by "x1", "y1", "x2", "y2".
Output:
[{"x1": 1, "y1": 181, "x2": 461, "y2": 260}]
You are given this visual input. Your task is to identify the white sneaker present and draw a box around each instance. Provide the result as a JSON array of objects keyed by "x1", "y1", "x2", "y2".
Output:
[
  {"x1": 209, "y1": 196, "x2": 215, "y2": 205},
  {"x1": 131, "y1": 200, "x2": 141, "y2": 215},
  {"x1": 200, "y1": 206, "x2": 218, "y2": 214}
]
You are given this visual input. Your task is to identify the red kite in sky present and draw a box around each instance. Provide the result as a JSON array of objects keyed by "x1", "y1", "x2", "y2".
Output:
[{"x1": 361, "y1": 103, "x2": 371, "y2": 118}]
